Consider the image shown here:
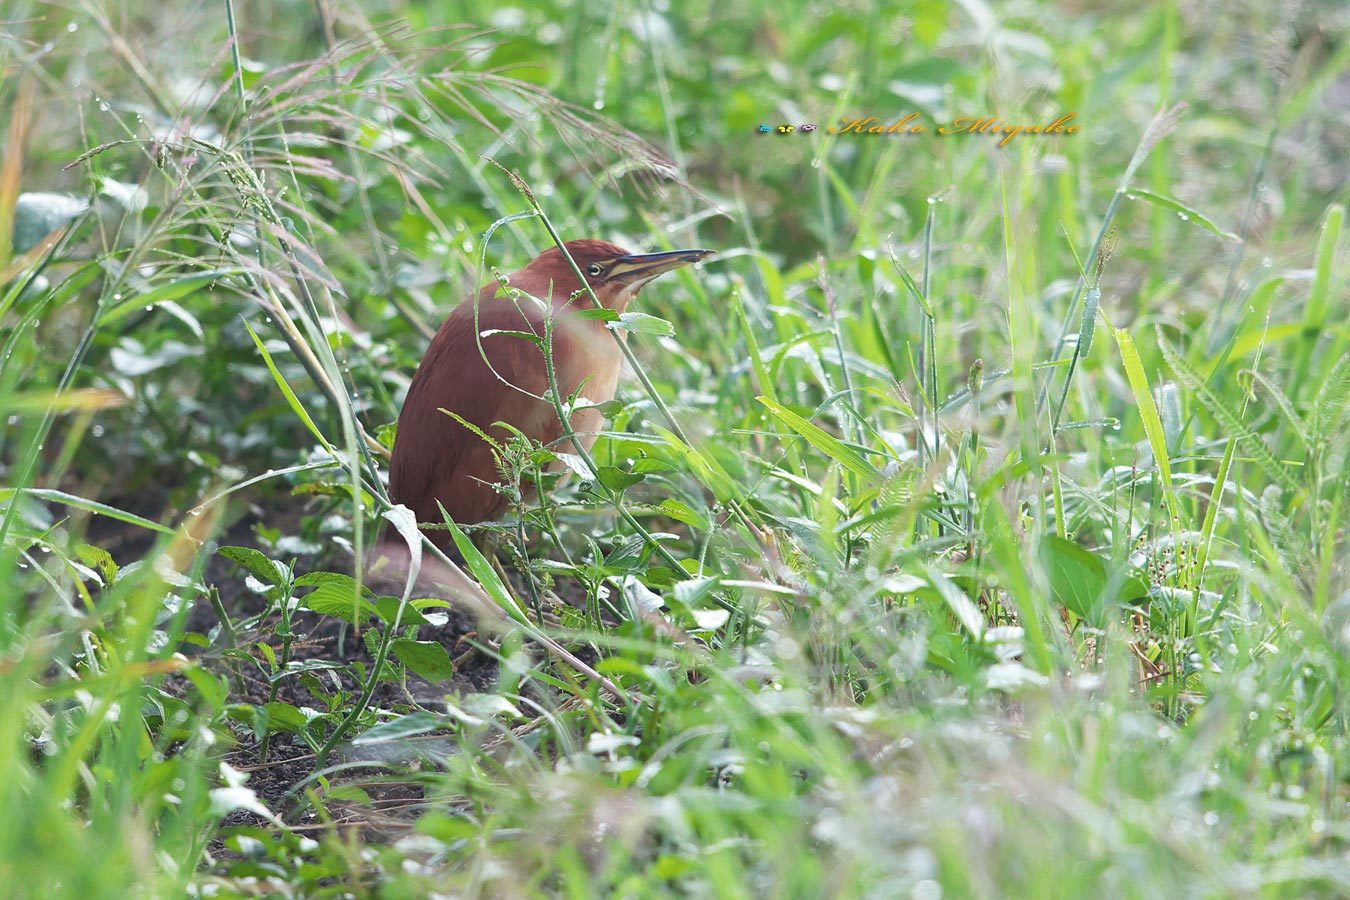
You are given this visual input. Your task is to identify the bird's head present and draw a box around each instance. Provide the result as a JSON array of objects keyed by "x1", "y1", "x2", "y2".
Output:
[{"x1": 518, "y1": 239, "x2": 714, "y2": 311}]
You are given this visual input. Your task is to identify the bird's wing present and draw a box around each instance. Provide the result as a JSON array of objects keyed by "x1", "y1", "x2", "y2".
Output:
[{"x1": 389, "y1": 289, "x2": 561, "y2": 530}]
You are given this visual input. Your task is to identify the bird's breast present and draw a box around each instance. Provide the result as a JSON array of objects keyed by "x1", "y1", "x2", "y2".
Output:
[{"x1": 550, "y1": 317, "x2": 623, "y2": 449}]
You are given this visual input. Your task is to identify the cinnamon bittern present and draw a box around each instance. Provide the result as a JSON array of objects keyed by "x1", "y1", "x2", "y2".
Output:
[{"x1": 389, "y1": 240, "x2": 713, "y2": 548}]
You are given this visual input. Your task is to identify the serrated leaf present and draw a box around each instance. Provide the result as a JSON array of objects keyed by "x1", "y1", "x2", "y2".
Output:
[
  {"x1": 294, "y1": 571, "x2": 370, "y2": 596},
  {"x1": 596, "y1": 465, "x2": 644, "y2": 490},
  {"x1": 77, "y1": 543, "x2": 119, "y2": 586},
  {"x1": 575, "y1": 306, "x2": 620, "y2": 322},
  {"x1": 673, "y1": 575, "x2": 720, "y2": 607},
  {"x1": 261, "y1": 701, "x2": 310, "y2": 734},
  {"x1": 390, "y1": 639, "x2": 455, "y2": 681},
  {"x1": 554, "y1": 452, "x2": 594, "y2": 478},
  {"x1": 303, "y1": 584, "x2": 377, "y2": 624},
  {"x1": 657, "y1": 498, "x2": 708, "y2": 528},
  {"x1": 373, "y1": 596, "x2": 428, "y2": 625},
  {"x1": 218, "y1": 546, "x2": 286, "y2": 586},
  {"x1": 611, "y1": 311, "x2": 675, "y2": 336}
]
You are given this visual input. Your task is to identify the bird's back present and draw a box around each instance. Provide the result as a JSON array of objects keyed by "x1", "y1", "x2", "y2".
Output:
[{"x1": 388, "y1": 284, "x2": 621, "y2": 543}]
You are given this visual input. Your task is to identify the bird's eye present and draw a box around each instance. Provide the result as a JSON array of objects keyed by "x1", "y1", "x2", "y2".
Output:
[{"x1": 586, "y1": 263, "x2": 603, "y2": 277}]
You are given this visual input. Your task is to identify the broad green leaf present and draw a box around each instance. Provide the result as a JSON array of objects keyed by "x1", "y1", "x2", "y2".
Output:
[
  {"x1": 611, "y1": 311, "x2": 675, "y2": 336},
  {"x1": 261, "y1": 701, "x2": 310, "y2": 735},
  {"x1": 574, "y1": 306, "x2": 619, "y2": 322},
  {"x1": 294, "y1": 571, "x2": 370, "y2": 595},
  {"x1": 218, "y1": 546, "x2": 286, "y2": 586},
  {"x1": 373, "y1": 596, "x2": 428, "y2": 626},
  {"x1": 596, "y1": 465, "x2": 644, "y2": 490},
  {"x1": 390, "y1": 639, "x2": 455, "y2": 681},
  {"x1": 1043, "y1": 536, "x2": 1106, "y2": 625},
  {"x1": 303, "y1": 584, "x2": 378, "y2": 624}
]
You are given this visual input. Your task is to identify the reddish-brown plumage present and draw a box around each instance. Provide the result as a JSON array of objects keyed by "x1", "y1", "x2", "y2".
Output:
[{"x1": 389, "y1": 239, "x2": 712, "y2": 547}]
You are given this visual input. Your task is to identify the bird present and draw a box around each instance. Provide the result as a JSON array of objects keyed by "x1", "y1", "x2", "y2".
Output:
[{"x1": 388, "y1": 239, "x2": 713, "y2": 550}]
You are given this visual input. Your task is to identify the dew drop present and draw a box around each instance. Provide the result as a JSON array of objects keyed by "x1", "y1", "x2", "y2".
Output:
[
  {"x1": 67, "y1": 21, "x2": 78, "y2": 32},
  {"x1": 592, "y1": 99, "x2": 605, "y2": 110}
]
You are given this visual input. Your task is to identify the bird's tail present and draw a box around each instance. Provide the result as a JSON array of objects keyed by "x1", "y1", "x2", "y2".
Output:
[{"x1": 365, "y1": 531, "x2": 506, "y2": 632}]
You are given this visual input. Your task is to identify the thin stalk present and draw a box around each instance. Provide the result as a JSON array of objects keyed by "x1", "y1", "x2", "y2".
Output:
[
  {"x1": 223, "y1": 0, "x2": 248, "y2": 113},
  {"x1": 1037, "y1": 189, "x2": 1124, "y2": 418},
  {"x1": 922, "y1": 201, "x2": 938, "y2": 466},
  {"x1": 258, "y1": 569, "x2": 297, "y2": 764}
]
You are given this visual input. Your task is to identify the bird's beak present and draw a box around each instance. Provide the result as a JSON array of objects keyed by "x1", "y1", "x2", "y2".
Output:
[{"x1": 606, "y1": 248, "x2": 715, "y2": 283}]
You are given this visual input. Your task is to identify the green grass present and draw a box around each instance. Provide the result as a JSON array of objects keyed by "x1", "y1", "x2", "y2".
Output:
[{"x1": 1, "y1": 0, "x2": 1348, "y2": 896}]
